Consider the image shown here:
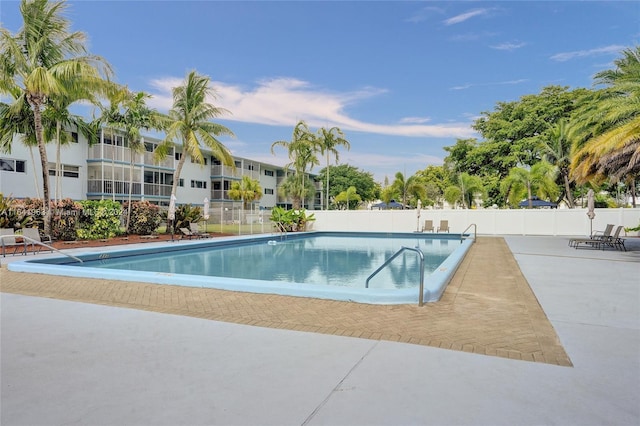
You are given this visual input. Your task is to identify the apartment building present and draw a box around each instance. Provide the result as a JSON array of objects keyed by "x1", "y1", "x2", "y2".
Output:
[{"x1": 1, "y1": 129, "x2": 323, "y2": 212}]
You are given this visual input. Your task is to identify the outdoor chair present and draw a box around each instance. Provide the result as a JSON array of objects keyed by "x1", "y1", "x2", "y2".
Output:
[
  {"x1": 422, "y1": 220, "x2": 435, "y2": 232},
  {"x1": 190, "y1": 223, "x2": 210, "y2": 238},
  {"x1": 179, "y1": 227, "x2": 198, "y2": 240},
  {"x1": 1, "y1": 228, "x2": 26, "y2": 257},
  {"x1": 21, "y1": 227, "x2": 53, "y2": 254},
  {"x1": 437, "y1": 220, "x2": 450, "y2": 233},
  {"x1": 603, "y1": 225, "x2": 627, "y2": 251},
  {"x1": 569, "y1": 224, "x2": 614, "y2": 248}
]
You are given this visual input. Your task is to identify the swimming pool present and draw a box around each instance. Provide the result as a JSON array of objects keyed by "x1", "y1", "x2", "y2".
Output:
[{"x1": 9, "y1": 232, "x2": 474, "y2": 304}]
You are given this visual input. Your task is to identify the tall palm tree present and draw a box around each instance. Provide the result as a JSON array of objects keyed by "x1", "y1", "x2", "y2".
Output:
[
  {"x1": 541, "y1": 120, "x2": 575, "y2": 207},
  {"x1": 271, "y1": 120, "x2": 319, "y2": 209},
  {"x1": 570, "y1": 47, "x2": 640, "y2": 193},
  {"x1": 119, "y1": 90, "x2": 163, "y2": 230},
  {"x1": 316, "y1": 126, "x2": 350, "y2": 210},
  {"x1": 155, "y1": 70, "x2": 235, "y2": 204},
  {"x1": 0, "y1": 0, "x2": 112, "y2": 234},
  {"x1": 501, "y1": 162, "x2": 558, "y2": 208}
]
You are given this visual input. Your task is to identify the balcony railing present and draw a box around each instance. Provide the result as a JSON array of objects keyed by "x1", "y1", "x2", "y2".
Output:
[{"x1": 88, "y1": 180, "x2": 142, "y2": 195}]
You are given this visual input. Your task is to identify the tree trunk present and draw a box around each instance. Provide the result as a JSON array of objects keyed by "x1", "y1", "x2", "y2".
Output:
[
  {"x1": 55, "y1": 121, "x2": 62, "y2": 203},
  {"x1": 326, "y1": 153, "x2": 330, "y2": 210},
  {"x1": 31, "y1": 98, "x2": 52, "y2": 235},
  {"x1": 562, "y1": 170, "x2": 575, "y2": 208}
]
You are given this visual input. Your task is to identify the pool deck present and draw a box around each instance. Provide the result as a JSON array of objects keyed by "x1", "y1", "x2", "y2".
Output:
[{"x1": 1, "y1": 235, "x2": 639, "y2": 425}]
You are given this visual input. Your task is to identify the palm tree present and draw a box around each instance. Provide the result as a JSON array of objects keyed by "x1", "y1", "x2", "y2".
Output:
[
  {"x1": 228, "y1": 175, "x2": 263, "y2": 210},
  {"x1": 119, "y1": 90, "x2": 163, "y2": 230},
  {"x1": 443, "y1": 173, "x2": 484, "y2": 209},
  {"x1": 316, "y1": 126, "x2": 350, "y2": 210},
  {"x1": 541, "y1": 120, "x2": 575, "y2": 207},
  {"x1": 335, "y1": 186, "x2": 361, "y2": 210},
  {"x1": 0, "y1": 91, "x2": 41, "y2": 197},
  {"x1": 271, "y1": 120, "x2": 319, "y2": 209},
  {"x1": 0, "y1": 0, "x2": 112, "y2": 234},
  {"x1": 501, "y1": 162, "x2": 558, "y2": 208},
  {"x1": 155, "y1": 70, "x2": 235, "y2": 204},
  {"x1": 391, "y1": 172, "x2": 426, "y2": 208},
  {"x1": 569, "y1": 46, "x2": 640, "y2": 205}
]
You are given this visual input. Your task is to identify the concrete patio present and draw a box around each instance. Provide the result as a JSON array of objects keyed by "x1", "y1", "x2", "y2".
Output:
[{"x1": 1, "y1": 235, "x2": 639, "y2": 425}]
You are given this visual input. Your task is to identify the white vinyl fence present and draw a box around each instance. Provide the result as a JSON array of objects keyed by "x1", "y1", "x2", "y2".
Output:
[{"x1": 308, "y1": 208, "x2": 640, "y2": 237}]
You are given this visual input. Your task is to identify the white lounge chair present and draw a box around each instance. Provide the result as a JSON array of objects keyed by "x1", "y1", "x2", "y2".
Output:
[
  {"x1": 21, "y1": 227, "x2": 53, "y2": 254},
  {"x1": 1, "y1": 228, "x2": 26, "y2": 257}
]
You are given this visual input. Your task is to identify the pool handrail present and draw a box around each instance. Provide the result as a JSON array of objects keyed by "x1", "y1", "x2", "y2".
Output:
[
  {"x1": 274, "y1": 222, "x2": 288, "y2": 240},
  {"x1": 366, "y1": 246, "x2": 426, "y2": 306},
  {"x1": 461, "y1": 223, "x2": 477, "y2": 243},
  {"x1": 0, "y1": 234, "x2": 83, "y2": 263}
]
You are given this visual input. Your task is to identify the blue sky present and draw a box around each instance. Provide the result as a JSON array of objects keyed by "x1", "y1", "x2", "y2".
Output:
[{"x1": 1, "y1": 1, "x2": 638, "y2": 183}]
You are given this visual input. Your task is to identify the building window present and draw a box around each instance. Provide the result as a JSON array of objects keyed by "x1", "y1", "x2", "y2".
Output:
[
  {"x1": 246, "y1": 164, "x2": 255, "y2": 171},
  {"x1": 190, "y1": 180, "x2": 207, "y2": 189},
  {"x1": 191, "y1": 157, "x2": 208, "y2": 165},
  {"x1": 179, "y1": 178, "x2": 184, "y2": 187},
  {"x1": 264, "y1": 169, "x2": 274, "y2": 177},
  {"x1": 175, "y1": 152, "x2": 182, "y2": 161},
  {"x1": 70, "y1": 132, "x2": 78, "y2": 143},
  {"x1": 264, "y1": 188, "x2": 274, "y2": 195},
  {"x1": 48, "y1": 163, "x2": 80, "y2": 178},
  {"x1": 0, "y1": 158, "x2": 26, "y2": 173}
]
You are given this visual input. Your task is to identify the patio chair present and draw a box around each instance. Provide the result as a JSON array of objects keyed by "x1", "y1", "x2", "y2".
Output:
[
  {"x1": 437, "y1": 220, "x2": 450, "y2": 233},
  {"x1": 569, "y1": 224, "x2": 614, "y2": 248},
  {"x1": 603, "y1": 225, "x2": 627, "y2": 251},
  {"x1": 422, "y1": 220, "x2": 435, "y2": 232},
  {"x1": 190, "y1": 223, "x2": 210, "y2": 238},
  {"x1": 179, "y1": 227, "x2": 197, "y2": 240},
  {"x1": 21, "y1": 227, "x2": 53, "y2": 254},
  {"x1": 1, "y1": 228, "x2": 26, "y2": 257}
]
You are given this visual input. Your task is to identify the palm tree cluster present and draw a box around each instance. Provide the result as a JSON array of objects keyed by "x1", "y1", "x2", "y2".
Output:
[
  {"x1": 570, "y1": 47, "x2": 640, "y2": 189},
  {"x1": 1, "y1": 0, "x2": 237, "y2": 234},
  {"x1": 271, "y1": 120, "x2": 350, "y2": 209}
]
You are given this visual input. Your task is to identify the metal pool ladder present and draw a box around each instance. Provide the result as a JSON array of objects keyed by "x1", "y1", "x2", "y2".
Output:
[{"x1": 366, "y1": 246, "x2": 426, "y2": 306}]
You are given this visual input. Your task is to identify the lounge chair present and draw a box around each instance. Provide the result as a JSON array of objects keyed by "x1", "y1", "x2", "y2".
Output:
[
  {"x1": 603, "y1": 225, "x2": 626, "y2": 251},
  {"x1": 437, "y1": 220, "x2": 450, "y2": 233},
  {"x1": 179, "y1": 227, "x2": 198, "y2": 240},
  {"x1": 569, "y1": 224, "x2": 614, "y2": 248},
  {"x1": 1, "y1": 228, "x2": 26, "y2": 257},
  {"x1": 190, "y1": 223, "x2": 210, "y2": 238},
  {"x1": 21, "y1": 227, "x2": 53, "y2": 254},
  {"x1": 422, "y1": 220, "x2": 435, "y2": 232}
]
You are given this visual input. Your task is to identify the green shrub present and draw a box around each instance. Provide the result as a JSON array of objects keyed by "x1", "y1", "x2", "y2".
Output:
[
  {"x1": 50, "y1": 198, "x2": 82, "y2": 241},
  {"x1": 0, "y1": 193, "x2": 35, "y2": 229},
  {"x1": 269, "y1": 206, "x2": 315, "y2": 232},
  {"x1": 168, "y1": 204, "x2": 202, "y2": 232},
  {"x1": 126, "y1": 201, "x2": 162, "y2": 235},
  {"x1": 77, "y1": 200, "x2": 123, "y2": 240}
]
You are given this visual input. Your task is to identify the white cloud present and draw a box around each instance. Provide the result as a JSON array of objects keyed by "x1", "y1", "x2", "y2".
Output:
[
  {"x1": 405, "y1": 6, "x2": 443, "y2": 23},
  {"x1": 147, "y1": 76, "x2": 476, "y2": 139},
  {"x1": 550, "y1": 45, "x2": 627, "y2": 62},
  {"x1": 450, "y1": 79, "x2": 528, "y2": 90},
  {"x1": 400, "y1": 116, "x2": 431, "y2": 124},
  {"x1": 490, "y1": 41, "x2": 527, "y2": 51},
  {"x1": 444, "y1": 9, "x2": 489, "y2": 26}
]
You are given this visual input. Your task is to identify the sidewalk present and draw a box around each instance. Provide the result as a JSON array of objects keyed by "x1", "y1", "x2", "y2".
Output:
[{"x1": 1, "y1": 236, "x2": 639, "y2": 425}]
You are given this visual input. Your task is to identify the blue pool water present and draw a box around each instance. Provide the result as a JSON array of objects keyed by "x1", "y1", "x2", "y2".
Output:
[{"x1": 9, "y1": 232, "x2": 474, "y2": 304}]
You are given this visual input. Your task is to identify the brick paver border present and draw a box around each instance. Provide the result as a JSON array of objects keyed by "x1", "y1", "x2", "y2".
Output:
[{"x1": 0, "y1": 237, "x2": 572, "y2": 366}]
